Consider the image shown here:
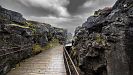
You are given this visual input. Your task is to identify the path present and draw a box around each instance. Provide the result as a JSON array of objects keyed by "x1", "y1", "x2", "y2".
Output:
[{"x1": 7, "y1": 45, "x2": 66, "y2": 75}]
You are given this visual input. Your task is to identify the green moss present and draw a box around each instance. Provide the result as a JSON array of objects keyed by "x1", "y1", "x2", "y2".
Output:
[
  {"x1": 32, "y1": 39, "x2": 60, "y2": 55},
  {"x1": 70, "y1": 46, "x2": 77, "y2": 56},
  {"x1": 10, "y1": 24, "x2": 30, "y2": 29},
  {"x1": 43, "y1": 39, "x2": 60, "y2": 50},
  {"x1": 94, "y1": 10, "x2": 102, "y2": 16},
  {"x1": 95, "y1": 33, "x2": 106, "y2": 46},
  {"x1": 10, "y1": 21, "x2": 37, "y2": 34},
  {"x1": 95, "y1": 34, "x2": 102, "y2": 43},
  {"x1": 32, "y1": 44, "x2": 42, "y2": 55},
  {"x1": 26, "y1": 22, "x2": 37, "y2": 34}
]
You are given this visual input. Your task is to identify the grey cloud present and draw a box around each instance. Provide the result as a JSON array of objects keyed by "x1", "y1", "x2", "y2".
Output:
[
  {"x1": 57, "y1": 16, "x2": 84, "y2": 32},
  {"x1": 0, "y1": 0, "x2": 117, "y2": 33},
  {"x1": 67, "y1": 0, "x2": 87, "y2": 15},
  {"x1": 26, "y1": 16, "x2": 84, "y2": 33},
  {"x1": 0, "y1": 0, "x2": 70, "y2": 17},
  {"x1": 77, "y1": 0, "x2": 117, "y2": 15}
]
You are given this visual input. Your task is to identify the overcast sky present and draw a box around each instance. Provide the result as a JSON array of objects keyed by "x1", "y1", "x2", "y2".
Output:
[{"x1": 0, "y1": 0, "x2": 116, "y2": 33}]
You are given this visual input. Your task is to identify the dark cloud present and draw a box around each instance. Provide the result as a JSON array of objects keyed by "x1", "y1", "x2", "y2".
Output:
[
  {"x1": 67, "y1": 0, "x2": 87, "y2": 14},
  {"x1": 0, "y1": 0, "x2": 117, "y2": 33},
  {"x1": 0, "y1": 0, "x2": 70, "y2": 17},
  {"x1": 17, "y1": 5, "x2": 59, "y2": 17},
  {"x1": 74, "y1": 0, "x2": 117, "y2": 16}
]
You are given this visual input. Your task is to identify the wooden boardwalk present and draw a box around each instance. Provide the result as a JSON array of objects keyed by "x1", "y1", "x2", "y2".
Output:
[{"x1": 7, "y1": 45, "x2": 66, "y2": 75}]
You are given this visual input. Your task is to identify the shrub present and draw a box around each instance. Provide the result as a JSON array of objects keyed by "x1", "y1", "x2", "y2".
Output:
[
  {"x1": 32, "y1": 44, "x2": 42, "y2": 55},
  {"x1": 43, "y1": 39, "x2": 60, "y2": 50}
]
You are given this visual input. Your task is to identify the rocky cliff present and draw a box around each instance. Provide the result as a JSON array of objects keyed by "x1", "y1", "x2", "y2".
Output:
[
  {"x1": 72, "y1": 0, "x2": 133, "y2": 75},
  {"x1": 0, "y1": 6, "x2": 26, "y2": 24},
  {"x1": 0, "y1": 6, "x2": 67, "y2": 75}
]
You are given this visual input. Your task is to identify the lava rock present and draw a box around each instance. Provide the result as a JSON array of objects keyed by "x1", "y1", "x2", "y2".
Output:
[
  {"x1": 0, "y1": 6, "x2": 67, "y2": 75},
  {"x1": 72, "y1": 0, "x2": 133, "y2": 75},
  {"x1": 0, "y1": 6, "x2": 26, "y2": 23}
]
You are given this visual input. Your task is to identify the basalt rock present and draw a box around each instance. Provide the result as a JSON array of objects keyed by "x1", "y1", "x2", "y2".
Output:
[
  {"x1": 0, "y1": 6, "x2": 67, "y2": 75},
  {"x1": 72, "y1": 0, "x2": 133, "y2": 75},
  {"x1": 0, "y1": 6, "x2": 26, "y2": 24},
  {"x1": 28, "y1": 21, "x2": 67, "y2": 46},
  {"x1": 52, "y1": 27, "x2": 67, "y2": 44}
]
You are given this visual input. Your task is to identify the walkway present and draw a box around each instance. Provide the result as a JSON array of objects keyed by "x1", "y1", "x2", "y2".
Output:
[{"x1": 7, "y1": 45, "x2": 66, "y2": 75}]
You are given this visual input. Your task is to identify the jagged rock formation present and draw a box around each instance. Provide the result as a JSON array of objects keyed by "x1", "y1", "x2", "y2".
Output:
[
  {"x1": 51, "y1": 27, "x2": 67, "y2": 44},
  {"x1": 27, "y1": 21, "x2": 67, "y2": 46},
  {"x1": 0, "y1": 6, "x2": 67, "y2": 75},
  {"x1": 0, "y1": 6, "x2": 26, "y2": 24},
  {"x1": 72, "y1": 0, "x2": 133, "y2": 75}
]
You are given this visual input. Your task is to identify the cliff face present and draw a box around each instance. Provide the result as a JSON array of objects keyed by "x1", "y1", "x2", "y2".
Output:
[
  {"x1": 72, "y1": 0, "x2": 133, "y2": 75},
  {"x1": 0, "y1": 6, "x2": 26, "y2": 24},
  {"x1": 0, "y1": 6, "x2": 67, "y2": 75},
  {"x1": 27, "y1": 21, "x2": 67, "y2": 46}
]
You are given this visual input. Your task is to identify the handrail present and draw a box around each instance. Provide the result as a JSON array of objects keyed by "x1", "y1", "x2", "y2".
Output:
[
  {"x1": 64, "y1": 46, "x2": 80, "y2": 75},
  {"x1": 63, "y1": 51, "x2": 72, "y2": 75}
]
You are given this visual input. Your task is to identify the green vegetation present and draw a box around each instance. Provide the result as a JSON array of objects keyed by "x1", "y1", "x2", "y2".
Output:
[
  {"x1": 95, "y1": 33, "x2": 106, "y2": 46},
  {"x1": 95, "y1": 34, "x2": 103, "y2": 43},
  {"x1": 94, "y1": 11, "x2": 100, "y2": 16},
  {"x1": 32, "y1": 38, "x2": 60, "y2": 55},
  {"x1": 70, "y1": 46, "x2": 77, "y2": 56},
  {"x1": 44, "y1": 39, "x2": 59, "y2": 50},
  {"x1": 32, "y1": 44, "x2": 42, "y2": 55},
  {"x1": 10, "y1": 24, "x2": 29, "y2": 29},
  {"x1": 9, "y1": 21, "x2": 37, "y2": 34},
  {"x1": 26, "y1": 22, "x2": 36, "y2": 34}
]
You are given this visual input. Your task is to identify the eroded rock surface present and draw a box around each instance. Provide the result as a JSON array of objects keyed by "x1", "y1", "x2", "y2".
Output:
[
  {"x1": 72, "y1": 0, "x2": 133, "y2": 75},
  {"x1": 0, "y1": 6, "x2": 67, "y2": 75}
]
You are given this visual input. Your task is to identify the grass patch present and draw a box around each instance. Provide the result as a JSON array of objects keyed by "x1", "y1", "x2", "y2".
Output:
[
  {"x1": 95, "y1": 33, "x2": 106, "y2": 46},
  {"x1": 26, "y1": 22, "x2": 36, "y2": 34},
  {"x1": 32, "y1": 44, "x2": 42, "y2": 55},
  {"x1": 32, "y1": 39, "x2": 60, "y2": 55},
  {"x1": 44, "y1": 39, "x2": 60, "y2": 50},
  {"x1": 9, "y1": 22, "x2": 36, "y2": 34}
]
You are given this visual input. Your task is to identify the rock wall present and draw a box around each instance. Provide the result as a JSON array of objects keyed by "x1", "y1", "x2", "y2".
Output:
[
  {"x1": 0, "y1": 6, "x2": 67, "y2": 75},
  {"x1": 0, "y1": 6, "x2": 26, "y2": 23},
  {"x1": 72, "y1": 0, "x2": 133, "y2": 75},
  {"x1": 27, "y1": 21, "x2": 67, "y2": 46}
]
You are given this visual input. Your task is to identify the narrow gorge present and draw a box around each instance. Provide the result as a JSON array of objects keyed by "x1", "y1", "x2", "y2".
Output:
[{"x1": 0, "y1": 0, "x2": 133, "y2": 75}]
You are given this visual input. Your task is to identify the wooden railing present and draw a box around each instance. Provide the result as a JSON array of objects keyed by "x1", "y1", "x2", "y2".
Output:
[{"x1": 63, "y1": 46, "x2": 80, "y2": 75}]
